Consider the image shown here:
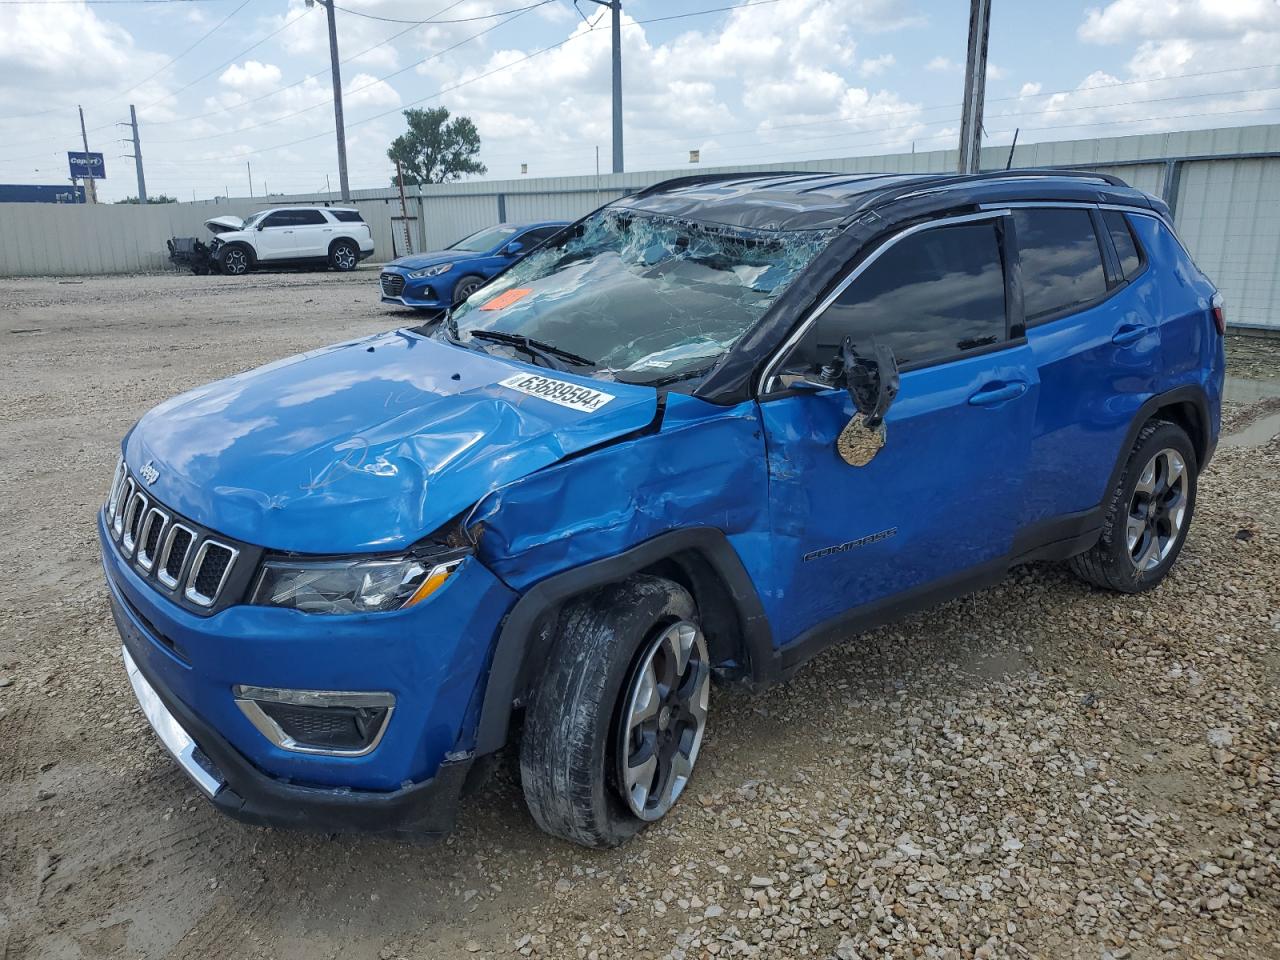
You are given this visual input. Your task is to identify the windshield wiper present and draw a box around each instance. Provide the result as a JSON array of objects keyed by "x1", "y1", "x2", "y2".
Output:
[{"x1": 467, "y1": 330, "x2": 595, "y2": 371}]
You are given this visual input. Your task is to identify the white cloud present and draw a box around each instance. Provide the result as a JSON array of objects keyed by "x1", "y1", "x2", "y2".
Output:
[
  {"x1": 1079, "y1": 0, "x2": 1279, "y2": 44},
  {"x1": 926, "y1": 56, "x2": 956, "y2": 72},
  {"x1": 1019, "y1": 81, "x2": 1043, "y2": 98},
  {"x1": 859, "y1": 53, "x2": 895, "y2": 77},
  {"x1": 219, "y1": 61, "x2": 284, "y2": 93}
]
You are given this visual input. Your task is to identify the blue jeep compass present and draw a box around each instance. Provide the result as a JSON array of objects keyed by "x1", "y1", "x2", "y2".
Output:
[{"x1": 101, "y1": 170, "x2": 1225, "y2": 848}]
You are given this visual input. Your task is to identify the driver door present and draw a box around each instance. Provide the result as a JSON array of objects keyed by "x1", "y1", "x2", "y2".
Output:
[
  {"x1": 254, "y1": 211, "x2": 300, "y2": 261},
  {"x1": 759, "y1": 212, "x2": 1039, "y2": 645}
]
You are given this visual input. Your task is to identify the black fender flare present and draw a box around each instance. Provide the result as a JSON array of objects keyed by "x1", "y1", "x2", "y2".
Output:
[{"x1": 473, "y1": 527, "x2": 774, "y2": 756}]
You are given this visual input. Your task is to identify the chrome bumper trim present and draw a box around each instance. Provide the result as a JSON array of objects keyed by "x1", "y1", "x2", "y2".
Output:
[{"x1": 122, "y1": 645, "x2": 224, "y2": 798}]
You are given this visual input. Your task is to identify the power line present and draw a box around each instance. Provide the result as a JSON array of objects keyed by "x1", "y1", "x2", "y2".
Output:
[
  {"x1": 147, "y1": 0, "x2": 554, "y2": 145},
  {"x1": 113, "y1": 0, "x2": 250, "y2": 100},
  {"x1": 330, "y1": 0, "x2": 552, "y2": 25}
]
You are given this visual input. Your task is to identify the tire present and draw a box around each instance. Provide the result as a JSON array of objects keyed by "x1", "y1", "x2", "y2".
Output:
[
  {"x1": 452, "y1": 275, "x2": 484, "y2": 305},
  {"x1": 220, "y1": 245, "x2": 251, "y2": 276},
  {"x1": 329, "y1": 240, "x2": 359, "y2": 272},
  {"x1": 519, "y1": 575, "x2": 710, "y2": 848},
  {"x1": 1068, "y1": 419, "x2": 1197, "y2": 593}
]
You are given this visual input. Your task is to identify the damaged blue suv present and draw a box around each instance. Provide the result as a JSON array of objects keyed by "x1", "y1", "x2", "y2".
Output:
[{"x1": 102, "y1": 170, "x2": 1225, "y2": 848}]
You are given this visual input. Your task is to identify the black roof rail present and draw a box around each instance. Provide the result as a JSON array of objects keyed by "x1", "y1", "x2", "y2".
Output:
[
  {"x1": 847, "y1": 166, "x2": 1129, "y2": 217},
  {"x1": 630, "y1": 171, "x2": 832, "y2": 199}
]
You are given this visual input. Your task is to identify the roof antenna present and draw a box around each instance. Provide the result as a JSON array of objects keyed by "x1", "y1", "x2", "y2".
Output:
[{"x1": 1004, "y1": 128, "x2": 1019, "y2": 171}]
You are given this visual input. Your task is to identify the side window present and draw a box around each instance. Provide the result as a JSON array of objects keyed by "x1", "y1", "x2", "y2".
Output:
[
  {"x1": 1102, "y1": 210, "x2": 1142, "y2": 280},
  {"x1": 291, "y1": 209, "x2": 328, "y2": 226},
  {"x1": 331, "y1": 209, "x2": 364, "y2": 223},
  {"x1": 1014, "y1": 208, "x2": 1108, "y2": 323},
  {"x1": 793, "y1": 220, "x2": 1007, "y2": 371},
  {"x1": 524, "y1": 226, "x2": 563, "y2": 244},
  {"x1": 261, "y1": 211, "x2": 292, "y2": 228}
]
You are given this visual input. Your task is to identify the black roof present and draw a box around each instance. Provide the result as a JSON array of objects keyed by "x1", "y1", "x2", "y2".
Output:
[{"x1": 614, "y1": 168, "x2": 1162, "y2": 232}]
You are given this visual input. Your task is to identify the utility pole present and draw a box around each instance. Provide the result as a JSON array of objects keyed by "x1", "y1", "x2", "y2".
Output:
[
  {"x1": 78, "y1": 105, "x2": 98, "y2": 204},
  {"x1": 307, "y1": 0, "x2": 351, "y2": 200},
  {"x1": 121, "y1": 104, "x2": 147, "y2": 202},
  {"x1": 247, "y1": 161, "x2": 254, "y2": 198},
  {"x1": 581, "y1": 0, "x2": 623, "y2": 173},
  {"x1": 957, "y1": 0, "x2": 991, "y2": 174}
]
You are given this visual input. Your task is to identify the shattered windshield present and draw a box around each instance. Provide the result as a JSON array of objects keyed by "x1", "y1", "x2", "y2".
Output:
[
  {"x1": 450, "y1": 225, "x2": 518, "y2": 252},
  {"x1": 242, "y1": 211, "x2": 267, "y2": 230},
  {"x1": 442, "y1": 209, "x2": 835, "y2": 386}
]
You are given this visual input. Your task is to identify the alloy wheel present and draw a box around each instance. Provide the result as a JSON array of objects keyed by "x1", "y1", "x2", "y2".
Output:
[
  {"x1": 616, "y1": 620, "x2": 709, "y2": 821},
  {"x1": 454, "y1": 279, "x2": 482, "y2": 304},
  {"x1": 224, "y1": 250, "x2": 247, "y2": 275},
  {"x1": 1126, "y1": 447, "x2": 1188, "y2": 572},
  {"x1": 334, "y1": 245, "x2": 357, "y2": 270}
]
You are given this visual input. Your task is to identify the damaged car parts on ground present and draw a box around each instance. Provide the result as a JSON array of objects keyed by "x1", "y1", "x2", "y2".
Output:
[{"x1": 105, "y1": 169, "x2": 1224, "y2": 848}]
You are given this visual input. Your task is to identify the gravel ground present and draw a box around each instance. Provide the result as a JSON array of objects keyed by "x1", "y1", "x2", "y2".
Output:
[{"x1": 0, "y1": 271, "x2": 1277, "y2": 960}]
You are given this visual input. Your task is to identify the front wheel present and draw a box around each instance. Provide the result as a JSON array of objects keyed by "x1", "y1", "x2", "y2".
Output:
[
  {"x1": 329, "y1": 240, "x2": 359, "y2": 272},
  {"x1": 1068, "y1": 419, "x2": 1197, "y2": 593},
  {"x1": 519, "y1": 576, "x2": 710, "y2": 848},
  {"x1": 220, "y1": 246, "x2": 251, "y2": 276},
  {"x1": 452, "y1": 275, "x2": 484, "y2": 305}
]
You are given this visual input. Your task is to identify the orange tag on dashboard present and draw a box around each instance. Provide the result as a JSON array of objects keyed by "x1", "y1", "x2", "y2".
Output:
[{"x1": 480, "y1": 288, "x2": 533, "y2": 311}]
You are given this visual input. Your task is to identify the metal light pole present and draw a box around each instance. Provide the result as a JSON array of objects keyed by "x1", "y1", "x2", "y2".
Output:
[
  {"x1": 957, "y1": 0, "x2": 991, "y2": 174},
  {"x1": 305, "y1": 0, "x2": 351, "y2": 200},
  {"x1": 582, "y1": 0, "x2": 623, "y2": 173}
]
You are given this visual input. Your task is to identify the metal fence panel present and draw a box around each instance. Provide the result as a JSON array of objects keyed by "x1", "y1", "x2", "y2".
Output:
[{"x1": 1174, "y1": 156, "x2": 1280, "y2": 330}]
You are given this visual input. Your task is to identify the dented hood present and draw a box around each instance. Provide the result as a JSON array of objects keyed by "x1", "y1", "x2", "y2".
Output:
[
  {"x1": 124, "y1": 330, "x2": 658, "y2": 554},
  {"x1": 205, "y1": 215, "x2": 244, "y2": 234}
]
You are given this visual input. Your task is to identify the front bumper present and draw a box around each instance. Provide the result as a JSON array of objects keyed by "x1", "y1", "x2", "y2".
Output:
[
  {"x1": 380, "y1": 269, "x2": 448, "y2": 309},
  {"x1": 100, "y1": 510, "x2": 517, "y2": 834}
]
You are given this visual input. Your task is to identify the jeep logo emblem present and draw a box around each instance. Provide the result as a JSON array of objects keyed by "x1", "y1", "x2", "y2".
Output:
[{"x1": 139, "y1": 462, "x2": 159, "y2": 485}]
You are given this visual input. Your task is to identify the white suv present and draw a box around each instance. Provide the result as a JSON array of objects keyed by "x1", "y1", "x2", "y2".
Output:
[{"x1": 204, "y1": 206, "x2": 375, "y2": 275}]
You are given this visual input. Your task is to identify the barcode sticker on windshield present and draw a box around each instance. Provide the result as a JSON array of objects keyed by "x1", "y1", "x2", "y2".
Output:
[{"x1": 499, "y1": 373, "x2": 615, "y2": 413}]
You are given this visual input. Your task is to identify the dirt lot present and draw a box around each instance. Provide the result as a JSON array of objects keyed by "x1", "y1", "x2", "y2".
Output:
[{"x1": 1, "y1": 269, "x2": 1277, "y2": 960}]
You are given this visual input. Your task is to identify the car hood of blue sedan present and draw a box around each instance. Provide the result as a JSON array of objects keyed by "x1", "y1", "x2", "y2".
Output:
[
  {"x1": 123, "y1": 331, "x2": 657, "y2": 554},
  {"x1": 386, "y1": 250, "x2": 468, "y2": 271}
]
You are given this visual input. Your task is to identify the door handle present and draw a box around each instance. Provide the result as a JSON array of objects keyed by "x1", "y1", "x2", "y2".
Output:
[
  {"x1": 1111, "y1": 323, "x2": 1147, "y2": 346},
  {"x1": 281, "y1": 229, "x2": 294, "y2": 234},
  {"x1": 968, "y1": 380, "x2": 1028, "y2": 406}
]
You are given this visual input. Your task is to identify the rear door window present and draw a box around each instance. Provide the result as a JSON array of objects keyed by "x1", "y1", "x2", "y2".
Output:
[
  {"x1": 793, "y1": 219, "x2": 1008, "y2": 371},
  {"x1": 1102, "y1": 210, "x2": 1142, "y2": 280},
  {"x1": 331, "y1": 209, "x2": 365, "y2": 223},
  {"x1": 1013, "y1": 208, "x2": 1108, "y2": 323},
  {"x1": 290, "y1": 209, "x2": 328, "y2": 226}
]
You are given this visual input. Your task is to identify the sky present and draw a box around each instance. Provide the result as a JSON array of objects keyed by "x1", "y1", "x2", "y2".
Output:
[{"x1": 0, "y1": 0, "x2": 1278, "y2": 202}]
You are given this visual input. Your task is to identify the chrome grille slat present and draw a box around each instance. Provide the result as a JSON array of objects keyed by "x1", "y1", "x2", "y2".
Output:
[
  {"x1": 380, "y1": 273, "x2": 405, "y2": 297},
  {"x1": 112, "y1": 477, "x2": 135, "y2": 538},
  {"x1": 120, "y1": 491, "x2": 149, "y2": 555},
  {"x1": 184, "y1": 540, "x2": 239, "y2": 607},
  {"x1": 156, "y1": 523, "x2": 196, "y2": 590},
  {"x1": 135, "y1": 507, "x2": 169, "y2": 572}
]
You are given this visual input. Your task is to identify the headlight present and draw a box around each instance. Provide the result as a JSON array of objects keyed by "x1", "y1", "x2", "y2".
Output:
[
  {"x1": 408, "y1": 263, "x2": 452, "y2": 279},
  {"x1": 251, "y1": 551, "x2": 466, "y2": 615}
]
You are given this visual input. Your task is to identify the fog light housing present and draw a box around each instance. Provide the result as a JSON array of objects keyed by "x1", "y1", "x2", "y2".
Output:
[{"x1": 233, "y1": 685, "x2": 394, "y2": 756}]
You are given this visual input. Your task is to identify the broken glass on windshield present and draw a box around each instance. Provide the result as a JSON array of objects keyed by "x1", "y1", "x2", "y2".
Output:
[{"x1": 443, "y1": 210, "x2": 836, "y2": 386}]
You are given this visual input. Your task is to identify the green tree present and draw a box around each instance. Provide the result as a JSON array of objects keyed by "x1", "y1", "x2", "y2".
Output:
[
  {"x1": 387, "y1": 107, "x2": 486, "y2": 186},
  {"x1": 115, "y1": 194, "x2": 177, "y2": 204}
]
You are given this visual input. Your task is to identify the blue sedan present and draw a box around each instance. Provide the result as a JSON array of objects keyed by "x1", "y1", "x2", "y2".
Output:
[{"x1": 379, "y1": 220, "x2": 570, "y2": 311}]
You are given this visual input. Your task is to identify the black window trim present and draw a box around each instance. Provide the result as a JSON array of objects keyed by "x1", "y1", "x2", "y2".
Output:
[
  {"x1": 1098, "y1": 207, "x2": 1149, "y2": 290},
  {"x1": 987, "y1": 200, "x2": 1157, "y2": 329},
  {"x1": 757, "y1": 207, "x2": 1017, "y2": 396}
]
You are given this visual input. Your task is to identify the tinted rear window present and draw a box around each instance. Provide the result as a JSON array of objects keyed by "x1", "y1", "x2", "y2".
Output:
[
  {"x1": 1103, "y1": 210, "x2": 1141, "y2": 279},
  {"x1": 1014, "y1": 208, "x2": 1107, "y2": 322},
  {"x1": 801, "y1": 220, "x2": 1007, "y2": 369},
  {"x1": 332, "y1": 210, "x2": 364, "y2": 223}
]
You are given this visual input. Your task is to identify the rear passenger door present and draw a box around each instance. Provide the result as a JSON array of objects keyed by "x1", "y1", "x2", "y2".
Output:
[
  {"x1": 1013, "y1": 206, "x2": 1162, "y2": 535},
  {"x1": 758, "y1": 212, "x2": 1038, "y2": 646},
  {"x1": 289, "y1": 208, "x2": 334, "y2": 258}
]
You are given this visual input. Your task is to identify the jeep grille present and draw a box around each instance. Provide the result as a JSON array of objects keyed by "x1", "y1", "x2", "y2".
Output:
[{"x1": 104, "y1": 459, "x2": 241, "y2": 610}]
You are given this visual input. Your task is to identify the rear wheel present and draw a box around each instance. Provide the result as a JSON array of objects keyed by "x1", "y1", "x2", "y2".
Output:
[
  {"x1": 329, "y1": 240, "x2": 359, "y2": 272},
  {"x1": 1068, "y1": 419, "x2": 1197, "y2": 593},
  {"x1": 519, "y1": 576, "x2": 710, "y2": 848}
]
